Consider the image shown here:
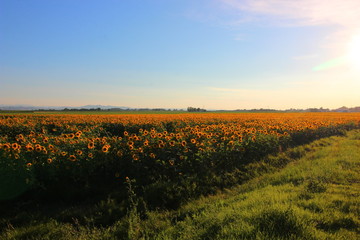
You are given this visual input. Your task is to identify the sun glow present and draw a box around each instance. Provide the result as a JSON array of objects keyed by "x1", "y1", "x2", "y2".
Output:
[{"x1": 347, "y1": 33, "x2": 360, "y2": 71}]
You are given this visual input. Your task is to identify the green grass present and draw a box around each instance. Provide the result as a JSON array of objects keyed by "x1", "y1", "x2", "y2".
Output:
[{"x1": 1, "y1": 130, "x2": 360, "y2": 239}]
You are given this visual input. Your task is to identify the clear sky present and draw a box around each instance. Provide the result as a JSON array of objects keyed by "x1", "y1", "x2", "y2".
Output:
[{"x1": 1, "y1": 0, "x2": 360, "y2": 110}]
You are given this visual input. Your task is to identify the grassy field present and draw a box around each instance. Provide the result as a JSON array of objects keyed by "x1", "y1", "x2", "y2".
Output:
[{"x1": 1, "y1": 129, "x2": 359, "y2": 239}]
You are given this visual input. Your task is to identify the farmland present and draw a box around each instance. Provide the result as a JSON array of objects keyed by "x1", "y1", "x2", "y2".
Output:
[{"x1": 1, "y1": 112, "x2": 360, "y2": 239}]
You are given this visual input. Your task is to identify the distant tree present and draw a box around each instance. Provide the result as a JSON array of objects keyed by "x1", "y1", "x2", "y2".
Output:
[{"x1": 187, "y1": 107, "x2": 206, "y2": 112}]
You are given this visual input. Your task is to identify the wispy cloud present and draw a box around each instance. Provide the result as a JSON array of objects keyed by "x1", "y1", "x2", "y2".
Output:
[{"x1": 219, "y1": 0, "x2": 360, "y2": 28}]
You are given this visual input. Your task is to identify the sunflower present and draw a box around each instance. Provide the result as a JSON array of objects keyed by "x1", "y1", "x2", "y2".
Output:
[
  {"x1": 69, "y1": 155, "x2": 77, "y2": 161},
  {"x1": 11, "y1": 143, "x2": 19, "y2": 150},
  {"x1": 88, "y1": 142, "x2": 95, "y2": 149},
  {"x1": 102, "y1": 145, "x2": 110, "y2": 153},
  {"x1": 75, "y1": 131, "x2": 82, "y2": 138},
  {"x1": 26, "y1": 144, "x2": 34, "y2": 151}
]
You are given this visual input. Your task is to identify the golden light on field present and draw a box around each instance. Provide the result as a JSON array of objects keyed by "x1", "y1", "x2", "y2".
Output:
[{"x1": 346, "y1": 33, "x2": 360, "y2": 71}]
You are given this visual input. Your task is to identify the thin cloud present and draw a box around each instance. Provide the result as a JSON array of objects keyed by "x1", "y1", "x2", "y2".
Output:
[{"x1": 219, "y1": 0, "x2": 360, "y2": 28}]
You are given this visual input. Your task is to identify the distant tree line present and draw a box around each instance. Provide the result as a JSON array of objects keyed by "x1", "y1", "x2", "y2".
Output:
[
  {"x1": 61, "y1": 108, "x2": 102, "y2": 111},
  {"x1": 56, "y1": 108, "x2": 183, "y2": 112},
  {"x1": 187, "y1": 107, "x2": 207, "y2": 112},
  {"x1": 21, "y1": 106, "x2": 360, "y2": 113}
]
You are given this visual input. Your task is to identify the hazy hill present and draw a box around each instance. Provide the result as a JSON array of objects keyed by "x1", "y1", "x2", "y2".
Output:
[{"x1": 0, "y1": 104, "x2": 129, "y2": 111}]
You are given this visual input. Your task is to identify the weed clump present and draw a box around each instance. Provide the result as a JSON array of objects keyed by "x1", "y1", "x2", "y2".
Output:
[
  {"x1": 305, "y1": 179, "x2": 327, "y2": 194},
  {"x1": 252, "y1": 208, "x2": 314, "y2": 239}
]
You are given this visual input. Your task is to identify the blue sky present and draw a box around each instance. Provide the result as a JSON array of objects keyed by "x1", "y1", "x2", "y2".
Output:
[{"x1": 1, "y1": 0, "x2": 360, "y2": 109}]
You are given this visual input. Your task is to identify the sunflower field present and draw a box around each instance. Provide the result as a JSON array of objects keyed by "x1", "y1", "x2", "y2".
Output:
[{"x1": 1, "y1": 112, "x2": 360, "y2": 209}]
